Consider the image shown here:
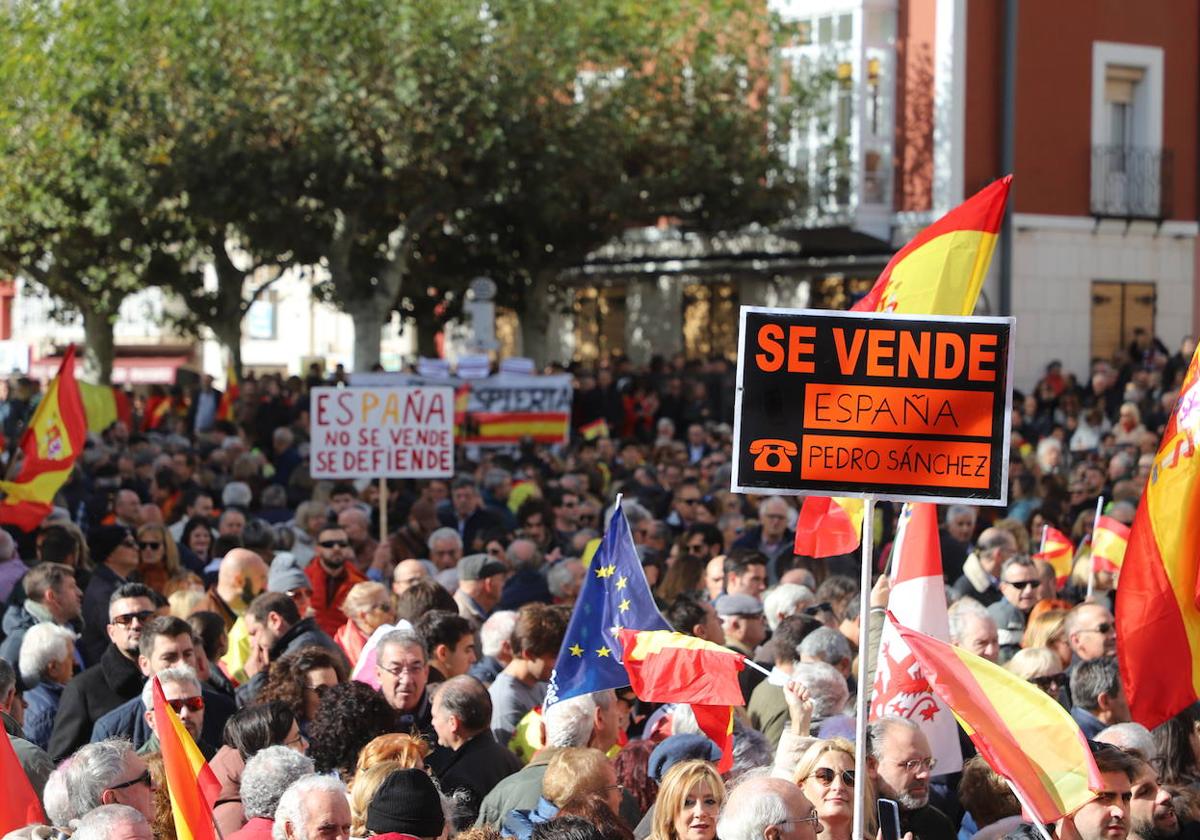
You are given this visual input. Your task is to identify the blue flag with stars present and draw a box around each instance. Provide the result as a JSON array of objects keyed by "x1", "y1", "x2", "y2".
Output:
[{"x1": 544, "y1": 499, "x2": 670, "y2": 707}]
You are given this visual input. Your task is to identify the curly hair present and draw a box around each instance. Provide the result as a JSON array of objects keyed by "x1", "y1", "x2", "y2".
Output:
[
  {"x1": 612, "y1": 739, "x2": 657, "y2": 816},
  {"x1": 142, "y1": 751, "x2": 178, "y2": 840},
  {"x1": 307, "y1": 680, "x2": 399, "y2": 780},
  {"x1": 957, "y1": 755, "x2": 1020, "y2": 829},
  {"x1": 257, "y1": 645, "x2": 348, "y2": 724}
]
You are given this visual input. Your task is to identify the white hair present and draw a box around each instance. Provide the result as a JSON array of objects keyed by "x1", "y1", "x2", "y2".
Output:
[
  {"x1": 479, "y1": 610, "x2": 517, "y2": 659},
  {"x1": 222, "y1": 481, "x2": 253, "y2": 508},
  {"x1": 241, "y1": 746, "x2": 314, "y2": 819},
  {"x1": 272, "y1": 774, "x2": 348, "y2": 840},
  {"x1": 42, "y1": 762, "x2": 73, "y2": 826},
  {"x1": 798, "y1": 627, "x2": 852, "y2": 667},
  {"x1": 141, "y1": 666, "x2": 202, "y2": 712},
  {"x1": 71, "y1": 804, "x2": 149, "y2": 840},
  {"x1": 947, "y1": 597, "x2": 991, "y2": 644},
  {"x1": 761, "y1": 584, "x2": 814, "y2": 631},
  {"x1": 547, "y1": 559, "x2": 583, "y2": 600},
  {"x1": 1096, "y1": 722, "x2": 1157, "y2": 763},
  {"x1": 427, "y1": 527, "x2": 462, "y2": 552},
  {"x1": 543, "y1": 690, "x2": 614, "y2": 748},
  {"x1": 57, "y1": 739, "x2": 138, "y2": 820},
  {"x1": 18, "y1": 622, "x2": 76, "y2": 684},
  {"x1": 790, "y1": 661, "x2": 849, "y2": 720},
  {"x1": 716, "y1": 774, "x2": 792, "y2": 840}
]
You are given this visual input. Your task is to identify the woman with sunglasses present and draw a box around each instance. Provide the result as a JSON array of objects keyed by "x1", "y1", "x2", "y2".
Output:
[
  {"x1": 793, "y1": 738, "x2": 877, "y2": 840},
  {"x1": 333, "y1": 581, "x2": 396, "y2": 666},
  {"x1": 257, "y1": 645, "x2": 347, "y2": 737},
  {"x1": 647, "y1": 759, "x2": 726, "y2": 840},
  {"x1": 1004, "y1": 647, "x2": 1067, "y2": 705},
  {"x1": 136, "y1": 523, "x2": 186, "y2": 595}
]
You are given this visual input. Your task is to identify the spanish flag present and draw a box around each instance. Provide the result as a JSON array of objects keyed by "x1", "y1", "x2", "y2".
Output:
[
  {"x1": 1091, "y1": 515, "x2": 1129, "y2": 574},
  {"x1": 78, "y1": 381, "x2": 133, "y2": 433},
  {"x1": 1033, "y1": 526, "x2": 1075, "y2": 585},
  {"x1": 893, "y1": 617, "x2": 1102, "y2": 823},
  {"x1": 152, "y1": 676, "x2": 220, "y2": 840},
  {"x1": 216, "y1": 362, "x2": 238, "y2": 422},
  {"x1": 1117, "y1": 341, "x2": 1200, "y2": 727},
  {"x1": 795, "y1": 176, "x2": 1013, "y2": 555},
  {"x1": 0, "y1": 347, "x2": 87, "y2": 530},
  {"x1": 619, "y1": 629, "x2": 745, "y2": 772},
  {"x1": 0, "y1": 723, "x2": 44, "y2": 834}
]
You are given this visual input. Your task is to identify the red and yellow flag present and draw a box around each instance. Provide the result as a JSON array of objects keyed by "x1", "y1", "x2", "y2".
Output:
[
  {"x1": 893, "y1": 617, "x2": 1102, "y2": 823},
  {"x1": 0, "y1": 347, "x2": 87, "y2": 530},
  {"x1": 1117, "y1": 341, "x2": 1200, "y2": 727},
  {"x1": 794, "y1": 496, "x2": 863, "y2": 558},
  {"x1": 152, "y1": 676, "x2": 220, "y2": 840},
  {"x1": 1034, "y1": 526, "x2": 1074, "y2": 584},
  {"x1": 0, "y1": 723, "x2": 45, "y2": 834},
  {"x1": 796, "y1": 176, "x2": 1013, "y2": 556},
  {"x1": 1091, "y1": 515, "x2": 1130, "y2": 574},
  {"x1": 619, "y1": 629, "x2": 745, "y2": 773},
  {"x1": 216, "y1": 363, "x2": 238, "y2": 422},
  {"x1": 78, "y1": 381, "x2": 133, "y2": 434}
]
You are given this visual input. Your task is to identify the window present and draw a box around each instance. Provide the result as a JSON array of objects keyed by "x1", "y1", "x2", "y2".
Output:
[{"x1": 1091, "y1": 43, "x2": 1165, "y2": 218}]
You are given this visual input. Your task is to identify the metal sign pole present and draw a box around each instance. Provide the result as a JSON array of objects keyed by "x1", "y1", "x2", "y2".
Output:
[{"x1": 852, "y1": 496, "x2": 877, "y2": 840}]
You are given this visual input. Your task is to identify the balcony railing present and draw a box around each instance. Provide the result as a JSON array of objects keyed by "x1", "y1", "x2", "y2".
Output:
[{"x1": 1090, "y1": 145, "x2": 1173, "y2": 220}]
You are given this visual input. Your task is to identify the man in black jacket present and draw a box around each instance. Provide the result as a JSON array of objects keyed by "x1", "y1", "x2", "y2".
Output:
[
  {"x1": 239, "y1": 591, "x2": 345, "y2": 704},
  {"x1": 48, "y1": 583, "x2": 155, "y2": 762},
  {"x1": 428, "y1": 674, "x2": 522, "y2": 830}
]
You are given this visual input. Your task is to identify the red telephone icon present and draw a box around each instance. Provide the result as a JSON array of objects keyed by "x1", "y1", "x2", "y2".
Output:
[{"x1": 749, "y1": 438, "x2": 797, "y2": 472}]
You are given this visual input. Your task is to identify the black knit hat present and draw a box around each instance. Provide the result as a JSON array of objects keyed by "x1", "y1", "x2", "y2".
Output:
[
  {"x1": 365, "y1": 768, "x2": 445, "y2": 837},
  {"x1": 89, "y1": 525, "x2": 133, "y2": 565}
]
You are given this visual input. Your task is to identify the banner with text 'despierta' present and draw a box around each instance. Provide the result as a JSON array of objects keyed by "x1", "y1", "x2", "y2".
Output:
[{"x1": 731, "y1": 307, "x2": 1013, "y2": 506}]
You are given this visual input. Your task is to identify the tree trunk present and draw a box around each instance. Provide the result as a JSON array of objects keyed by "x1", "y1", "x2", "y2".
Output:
[
  {"x1": 345, "y1": 299, "x2": 387, "y2": 372},
  {"x1": 519, "y1": 271, "x2": 553, "y2": 367},
  {"x1": 414, "y1": 317, "x2": 439, "y2": 359},
  {"x1": 211, "y1": 246, "x2": 247, "y2": 379},
  {"x1": 81, "y1": 308, "x2": 115, "y2": 385},
  {"x1": 211, "y1": 317, "x2": 243, "y2": 380}
]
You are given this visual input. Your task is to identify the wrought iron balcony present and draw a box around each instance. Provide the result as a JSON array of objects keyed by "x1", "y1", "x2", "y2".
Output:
[{"x1": 1090, "y1": 145, "x2": 1173, "y2": 220}]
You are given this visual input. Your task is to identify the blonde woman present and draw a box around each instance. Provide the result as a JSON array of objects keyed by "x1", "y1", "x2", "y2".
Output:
[
  {"x1": 793, "y1": 738, "x2": 877, "y2": 840},
  {"x1": 348, "y1": 759, "x2": 407, "y2": 838},
  {"x1": 1022, "y1": 609, "x2": 1070, "y2": 668},
  {"x1": 137, "y1": 523, "x2": 185, "y2": 595},
  {"x1": 334, "y1": 581, "x2": 396, "y2": 666},
  {"x1": 648, "y1": 759, "x2": 726, "y2": 840},
  {"x1": 1005, "y1": 647, "x2": 1066, "y2": 700}
]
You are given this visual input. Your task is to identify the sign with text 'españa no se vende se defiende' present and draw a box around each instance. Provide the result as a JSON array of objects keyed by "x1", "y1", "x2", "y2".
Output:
[
  {"x1": 310, "y1": 386, "x2": 455, "y2": 479},
  {"x1": 731, "y1": 307, "x2": 1014, "y2": 506}
]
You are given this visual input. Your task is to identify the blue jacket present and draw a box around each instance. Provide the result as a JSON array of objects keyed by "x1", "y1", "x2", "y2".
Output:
[
  {"x1": 91, "y1": 684, "x2": 235, "y2": 749},
  {"x1": 22, "y1": 680, "x2": 64, "y2": 751},
  {"x1": 501, "y1": 797, "x2": 558, "y2": 840}
]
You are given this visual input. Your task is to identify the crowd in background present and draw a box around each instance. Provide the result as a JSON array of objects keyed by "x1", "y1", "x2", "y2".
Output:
[{"x1": 0, "y1": 329, "x2": 1195, "y2": 840}]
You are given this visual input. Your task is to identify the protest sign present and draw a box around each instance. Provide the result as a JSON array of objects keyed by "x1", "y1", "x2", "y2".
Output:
[
  {"x1": 732, "y1": 307, "x2": 1013, "y2": 505},
  {"x1": 460, "y1": 373, "x2": 572, "y2": 446},
  {"x1": 310, "y1": 386, "x2": 455, "y2": 478}
]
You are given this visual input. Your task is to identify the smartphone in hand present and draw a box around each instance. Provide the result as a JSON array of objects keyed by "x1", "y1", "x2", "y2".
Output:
[{"x1": 878, "y1": 798, "x2": 902, "y2": 840}]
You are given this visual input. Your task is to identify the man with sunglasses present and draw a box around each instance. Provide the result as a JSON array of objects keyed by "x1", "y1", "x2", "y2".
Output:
[
  {"x1": 60, "y1": 738, "x2": 156, "y2": 824},
  {"x1": 136, "y1": 665, "x2": 214, "y2": 758},
  {"x1": 867, "y1": 717, "x2": 956, "y2": 840},
  {"x1": 49, "y1": 583, "x2": 156, "y2": 762},
  {"x1": 305, "y1": 526, "x2": 366, "y2": 636},
  {"x1": 92, "y1": 615, "x2": 236, "y2": 752},
  {"x1": 988, "y1": 556, "x2": 1042, "y2": 662}
]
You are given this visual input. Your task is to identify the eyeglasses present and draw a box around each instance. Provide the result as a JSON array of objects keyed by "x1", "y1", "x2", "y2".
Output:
[
  {"x1": 808, "y1": 767, "x2": 855, "y2": 787},
  {"x1": 109, "y1": 769, "x2": 152, "y2": 791},
  {"x1": 378, "y1": 663, "x2": 426, "y2": 677},
  {"x1": 780, "y1": 810, "x2": 821, "y2": 828},
  {"x1": 687, "y1": 543, "x2": 708, "y2": 554},
  {"x1": 1002, "y1": 579, "x2": 1039, "y2": 590},
  {"x1": 166, "y1": 696, "x2": 205, "y2": 713},
  {"x1": 803, "y1": 602, "x2": 833, "y2": 617},
  {"x1": 286, "y1": 731, "x2": 309, "y2": 749},
  {"x1": 1030, "y1": 673, "x2": 1065, "y2": 691},
  {"x1": 678, "y1": 498, "x2": 701, "y2": 506},
  {"x1": 318, "y1": 539, "x2": 350, "y2": 549},
  {"x1": 138, "y1": 541, "x2": 162, "y2": 550},
  {"x1": 1080, "y1": 623, "x2": 1113, "y2": 635},
  {"x1": 895, "y1": 757, "x2": 937, "y2": 772},
  {"x1": 304, "y1": 683, "x2": 331, "y2": 697},
  {"x1": 111, "y1": 610, "x2": 155, "y2": 627}
]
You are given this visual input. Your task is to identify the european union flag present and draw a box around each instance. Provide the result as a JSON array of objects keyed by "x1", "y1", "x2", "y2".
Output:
[{"x1": 545, "y1": 499, "x2": 670, "y2": 707}]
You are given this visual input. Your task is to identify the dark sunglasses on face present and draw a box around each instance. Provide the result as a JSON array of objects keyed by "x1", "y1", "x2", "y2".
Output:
[
  {"x1": 809, "y1": 767, "x2": 855, "y2": 786},
  {"x1": 1003, "y1": 579, "x2": 1039, "y2": 590},
  {"x1": 138, "y1": 541, "x2": 162, "y2": 550},
  {"x1": 1081, "y1": 623, "x2": 1113, "y2": 635},
  {"x1": 167, "y1": 696, "x2": 205, "y2": 713},
  {"x1": 318, "y1": 539, "x2": 350, "y2": 549},
  {"x1": 111, "y1": 610, "x2": 155, "y2": 627},
  {"x1": 1030, "y1": 673, "x2": 1065, "y2": 690},
  {"x1": 803, "y1": 602, "x2": 833, "y2": 617},
  {"x1": 109, "y1": 769, "x2": 152, "y2": 791}
]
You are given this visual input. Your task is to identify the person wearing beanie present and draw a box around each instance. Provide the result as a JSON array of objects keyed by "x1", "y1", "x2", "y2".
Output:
[
  {"x1": 365, "y1": 767, "x2": 446, "y2": 839},
  {"x1": 79, "y1": 525, "x2": 139, "y2": 665}
]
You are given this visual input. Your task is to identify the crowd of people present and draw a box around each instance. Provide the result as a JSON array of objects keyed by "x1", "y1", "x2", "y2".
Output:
[{"x1": 0, "y1": 332, "x2": 1195, "y2": 840}]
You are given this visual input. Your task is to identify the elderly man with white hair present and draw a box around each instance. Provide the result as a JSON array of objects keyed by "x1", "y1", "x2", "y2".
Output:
[
  {"x1": 272, "y1": 774, "x2": 351, "y2": 840},
  {"x1": 731, "y1": 496, "x2": 797, "y2": 583},
  {"x1": 232, "y1": 745, "x2": 315, "y2": 840},
  {"x1": 18, "y1": 622, "x2": 77, "y2": 750},
  {"x1": 56, "y1": 738, "x2": 155, "y2": 824},
  {"x1": 948, "y1": 599, "x2": 1000, "y2": 663},
  {"x1": 469, "y1": 610, "x2": 516, "y2": 686},
  {"x1": 717, "y1": 772, "x2": 822, "y2": 840},
  {"x1": 139, "y1": 666, "x2": 211, "y2": 757},
  {"x1": 71, "y1": 803, "x2": 153, "y2": 840},
  {"x1": 762, "y1": 584, "x2": 816, "y2": 633}
]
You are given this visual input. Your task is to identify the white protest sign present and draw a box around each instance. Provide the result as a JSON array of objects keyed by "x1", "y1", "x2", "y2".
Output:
[{"x1": 310, "y1": 386, "x2": 455, "y2": 479}]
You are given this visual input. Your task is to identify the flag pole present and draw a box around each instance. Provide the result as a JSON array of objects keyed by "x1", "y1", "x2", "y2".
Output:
[
  {"x1": 1086, "y1": 496, "x2": 1103, "y2": 600},
  {"x1": 1038, "y1": 523, "x2": 1047, "y2": 556},
  {"x1": 379, "y1": 477, "x2": 388, "y2": 546},
  {"x1": 852, "y1": 496, "x2": 876, "y2": 840},
  {"x1": 1004, "y1": 780, "x2": 1054, "y2": 840}
]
